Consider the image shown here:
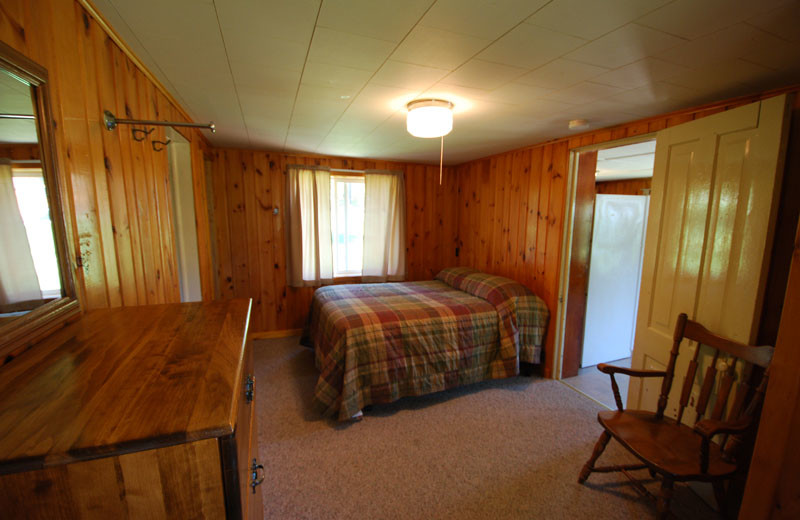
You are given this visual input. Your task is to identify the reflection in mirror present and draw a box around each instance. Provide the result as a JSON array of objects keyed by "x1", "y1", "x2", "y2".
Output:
[{"x1": 0, "y1": 68, "x2": 63, "y2": 325}]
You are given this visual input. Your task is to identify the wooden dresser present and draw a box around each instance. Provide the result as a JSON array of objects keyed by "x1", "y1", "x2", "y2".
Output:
[{"x1": 0, "y1": 300, "x2": 263, "y2": 519}]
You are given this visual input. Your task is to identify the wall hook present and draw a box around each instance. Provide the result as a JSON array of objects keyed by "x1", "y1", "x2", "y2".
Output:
[
  {"x1": 151, "y1": 138, "x2": 171, "y2": 152},
  {"x1": 131, "y1": 127, "x2": 154, "y2": 142}
]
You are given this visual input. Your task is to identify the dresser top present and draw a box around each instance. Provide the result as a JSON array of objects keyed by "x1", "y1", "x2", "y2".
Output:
[{"x1": 0, "y1": 300, "x2": 252, "y2": 474}]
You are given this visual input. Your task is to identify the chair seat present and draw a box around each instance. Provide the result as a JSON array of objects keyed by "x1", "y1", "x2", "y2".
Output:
[{"x1": 598, "y1": 410, "x2": 737, "y2": 481}]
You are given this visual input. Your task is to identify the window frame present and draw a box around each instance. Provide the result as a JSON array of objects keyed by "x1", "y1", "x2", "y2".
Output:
[{"x1": 329, "y1": 174, "x2": 365, "y2": 278}]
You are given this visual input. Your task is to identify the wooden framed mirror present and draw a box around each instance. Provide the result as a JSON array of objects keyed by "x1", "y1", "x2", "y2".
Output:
[{"x1": 0, "y1": 41, "x2": 79, "y2": 360}]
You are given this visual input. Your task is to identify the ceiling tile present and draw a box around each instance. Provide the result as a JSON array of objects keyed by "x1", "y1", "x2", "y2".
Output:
[
  {"x1": 293, "y1": 85, "x2": 354, "y2": 115},
  {"x1": 526, "y1": 0, "x2": 671, "y2": 40},
  {"x1": 307, "y1": 27, "x2": 396, "y2": 70},
  {"x1": 230, "y1": 60, "x2": 301, "y2": 94},
  {"x1": 591, "y1": 58, "x2": 690, "y2": 90},
  {"x1": 477, "y1": 24, "x2": 586, "y2": 69},
  {"x1": 215, "y1": 0, "x2": 320, "y2": 45},
  {"x1": 637, "y1": 0, "x2": 791, "y2": 40},
  {"x1": 317, "y1": 0, "x2": 432, "y2": 42},
  {"x1": 740, "y1": 30, "x2": 800, "y2": 71},
  {"x1": 517, "y1": 59, "x2": 608, "y2": 89},
  {"x1": 301, "y1": 61, "x2": 374, "y2": 94},
  {"x1": 481, "y1": 82, "x2": 553, "y2": 105},
  {"x1": 663, "y1": 59, "x2": 774, "y2": 94},
  {"x1": 442, "y1": 59, "x2": 527, "y2": 90},
  {"x1": 747, "y1": 2, "x2": 800, "y2": 42},
  {"x1": 607, "y1": 82, "x2": 698, "y2": 110},
  {"x1": 542, "y1": 81, "x2": 624, "y2": 104},
  {"x1": 371, "y1": 60, "x2": 450, "y2": 91},
  {"x1": 565, "y1": 24, "x2": 685, "y2": 70},
  {"x1": 390, "y1": 25, "x2": 489, "y2": 70},
  {"x1": 657, "y1": 23, "x2": 762, "y2": 69},
  {"x1": 420, "y1": 0, "x2": 550, "y2": 40}
]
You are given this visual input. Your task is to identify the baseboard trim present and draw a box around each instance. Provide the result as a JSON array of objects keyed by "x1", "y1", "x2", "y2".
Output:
[{"x1": 250, "y1": 329, "x2": 303, "y2": 339}]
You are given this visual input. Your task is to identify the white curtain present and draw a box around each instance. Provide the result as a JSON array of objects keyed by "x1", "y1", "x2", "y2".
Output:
[
  {"x1": 0, "y1": 161, "x2": 42, "y2": 306},
  {"x1": 362, "y1": 170, "x2": 405, "y2": 282},
  {"x1": 286, "y1": 166, "x2": 334, "y2": 287}
]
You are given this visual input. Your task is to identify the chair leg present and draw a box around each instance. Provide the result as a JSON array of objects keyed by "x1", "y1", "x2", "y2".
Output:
[
  {"x1": 712, "y1": 481, "x2": 728, "y2": 519},
  {"x1": 657, "y1": 478, "x2": 674, "y2": 520},
  {"x1": 578, "y1": 430, "x2": 611, "y2": 483}
]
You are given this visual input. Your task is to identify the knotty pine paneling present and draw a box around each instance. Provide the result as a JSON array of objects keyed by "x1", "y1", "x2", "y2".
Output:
[
  {"x1": 595, "y1": 177, "x2": 652, "y2": 195},
  {"x1": 0, "y1": 0, "x2": 214, "y2": 310},
  {"x1": 209, "y1": 149, "x2": 458, "y2": 333},
  {"x1": 454, "y1": 88, "x2": 800, "y2": 377}
]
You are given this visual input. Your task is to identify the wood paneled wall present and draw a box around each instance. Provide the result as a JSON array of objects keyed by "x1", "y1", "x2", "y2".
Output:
[
  {"x1": 0, "y1": 143, "x2": 40, "y2": 160},
  {"x1": 453, "y1": 88, "x2": 800, "y2": 377},
  {"x1": 209, "y1": 148, "x2": 458, "y2": 333},
  {"x1": 0, "y1": 0, "x2": 214, "y2": 310},
  {"x1": 595, "y1": 177, "x2": 652, "y2": 195}
]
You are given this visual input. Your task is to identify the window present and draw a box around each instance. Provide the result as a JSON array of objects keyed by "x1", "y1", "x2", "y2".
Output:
[
  {"x1": 285, "y1": 166, "x2": 405, "y2": 287},
  {"x1": 330, "y1": 176, "x2": 364, "y2": 277}
]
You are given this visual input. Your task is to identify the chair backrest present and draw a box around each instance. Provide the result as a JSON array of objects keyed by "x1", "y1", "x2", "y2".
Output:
[{"x1": 656, "y1": 314, "x2": 774, "y2": 437}]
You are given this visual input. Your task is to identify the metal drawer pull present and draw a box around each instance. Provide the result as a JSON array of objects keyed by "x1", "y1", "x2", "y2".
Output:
[
  {"x1": 244, "y1": 375, "x2": 254, "y2": 403},
  {"x1": 250, "y1": 459, "x2": 265, "y2": 493}
]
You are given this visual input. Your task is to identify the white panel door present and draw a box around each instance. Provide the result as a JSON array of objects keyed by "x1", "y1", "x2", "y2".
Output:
[
  {"x1": 582, "y1": 194, "x2": 649, "y2": 367},
  {"x1": 628, "y1": 95, "x2": 791, "y2": 417}
]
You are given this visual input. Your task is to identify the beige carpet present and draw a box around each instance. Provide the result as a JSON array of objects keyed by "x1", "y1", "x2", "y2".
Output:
[{"x1": 254, "y1": 338, "x2": 716, "y2": 520}]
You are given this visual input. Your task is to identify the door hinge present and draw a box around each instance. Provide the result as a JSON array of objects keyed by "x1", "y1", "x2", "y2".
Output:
[{"x1": 75, "y1": 254, "x2": 83, "y2": 268}]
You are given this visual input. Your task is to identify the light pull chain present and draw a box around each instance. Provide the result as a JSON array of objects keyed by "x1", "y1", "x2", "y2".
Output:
[{"x1": 439, "y1": 135, "x2": 444, "y2": 185}]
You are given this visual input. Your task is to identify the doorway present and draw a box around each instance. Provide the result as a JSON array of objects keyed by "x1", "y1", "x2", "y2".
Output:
[
  {"x1": 166, "y1": 128, "x2": 202, "y2": 302},
  {"x1": 560, "y1": 139, "x2": 655, "y2": 408}
]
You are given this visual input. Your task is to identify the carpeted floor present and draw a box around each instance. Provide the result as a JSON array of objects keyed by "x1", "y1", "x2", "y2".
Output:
[{"x1": 254, "y1": 337, "x2": 717, "y2": 520}]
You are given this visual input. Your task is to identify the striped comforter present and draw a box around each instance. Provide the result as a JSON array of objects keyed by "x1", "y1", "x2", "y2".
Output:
[{"x1": 302, "y1": 268, "x2": 549, "y2": 420}]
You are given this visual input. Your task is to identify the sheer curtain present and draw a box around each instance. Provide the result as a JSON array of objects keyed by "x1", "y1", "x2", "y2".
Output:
[
  {"x1": 0, "y1": 161, "x2": 42, "y2": 306},
  {"x1": 285, "y1": 166, "x2": 334, "y2": 287},
  {"x1": 362, "y1": 170, "x2": 405, "y2": 282}
]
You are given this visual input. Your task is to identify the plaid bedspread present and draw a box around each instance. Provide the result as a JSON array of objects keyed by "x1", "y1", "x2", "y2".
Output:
[{"x1": 302, "y1": 269, "x2": 549, "y2": 420}]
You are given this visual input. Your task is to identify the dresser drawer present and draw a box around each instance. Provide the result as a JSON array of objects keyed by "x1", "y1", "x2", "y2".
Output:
[{"x1": 220, "y1": 340, "x2": 263, "y2": 518}]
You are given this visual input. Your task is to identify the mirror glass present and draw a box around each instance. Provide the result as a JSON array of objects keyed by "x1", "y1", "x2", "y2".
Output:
[{"x1": 0, "y1": 68, "x2": 63, "y2": 326}]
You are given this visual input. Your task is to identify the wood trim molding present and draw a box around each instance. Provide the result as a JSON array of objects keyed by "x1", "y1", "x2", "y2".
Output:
[
  {"x1": 77, "y1": 0, "x2": 194, "y2": 125},
  {"x1": 250, "y1": 329, "x2": 303, "y2": 340}
]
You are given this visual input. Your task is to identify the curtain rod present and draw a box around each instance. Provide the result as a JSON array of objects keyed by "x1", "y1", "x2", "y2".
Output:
[
  {"x1": 103, "y1": 110, "x2": 215, "y2": 133},
  {"x1": 0, "y1": 114, "x2": 35, "y2": 120},
  {"x1": 331, "y1": 168, "x2": 365, "y2": 174}
]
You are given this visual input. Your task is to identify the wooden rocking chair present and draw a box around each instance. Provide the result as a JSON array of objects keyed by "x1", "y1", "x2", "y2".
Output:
[{"x1": 577, "y1": 313, "x2": 773, "y2": 518}]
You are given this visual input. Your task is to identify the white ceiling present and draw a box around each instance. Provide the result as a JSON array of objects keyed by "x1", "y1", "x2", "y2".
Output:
[
  {"x1": 92, "y1": 0, "x2": 800, "y2": 165},
  {"x1": 0, "y1": 70, "x2": 38, "y2": 144},
  {"x1": 596, "y1": 140, "x2": 655, "y2": 181}
]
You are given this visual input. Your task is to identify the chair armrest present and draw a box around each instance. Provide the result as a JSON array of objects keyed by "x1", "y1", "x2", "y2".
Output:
[
  {"x1": 694, "y1": 417, "x2": 752, "y2": 473},
  {"x1": 597, "y1": 363, "x2": 667, "y2": 378},
  {"x1": 694, "y1": 417, "x2": 751, "y2": 439}
]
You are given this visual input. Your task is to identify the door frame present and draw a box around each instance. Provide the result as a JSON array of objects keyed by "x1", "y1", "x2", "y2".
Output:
[{"x1": 552, "y1": 134, "x2": 656, "y2": 380}]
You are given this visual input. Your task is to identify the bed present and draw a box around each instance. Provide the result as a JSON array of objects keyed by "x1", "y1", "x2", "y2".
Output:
[{"x1": 301, "y1": 267, "x2": 549, "y2": 420}]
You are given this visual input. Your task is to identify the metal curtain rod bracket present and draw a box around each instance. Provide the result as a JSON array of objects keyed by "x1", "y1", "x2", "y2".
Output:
[
  {"x1": 151, "y1": 138, "x2": 171, "y2": 152},
  {"x1": 103, "y1": 110, "x2": 215, "y2": 133}
]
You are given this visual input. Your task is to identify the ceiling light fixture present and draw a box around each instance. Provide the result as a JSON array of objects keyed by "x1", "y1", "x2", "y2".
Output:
[
  {"x1": 406, "y1": 99, "x2": 454, "y2": 138},
  {"x1": 568, "y1": 119, "x2": 589, "y2": 131},
  {"x1": 406, "y1": 98, "x2": 454, "y2": 184}
]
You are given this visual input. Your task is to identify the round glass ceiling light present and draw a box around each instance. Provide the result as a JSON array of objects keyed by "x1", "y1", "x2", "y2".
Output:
[{"x1": 406, "y1": 99, "x2": 454, "y2": 138}]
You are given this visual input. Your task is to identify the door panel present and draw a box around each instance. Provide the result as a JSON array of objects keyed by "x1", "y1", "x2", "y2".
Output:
[{"x1": 629, "y1": 95, "x2": 791, "y2": 414}]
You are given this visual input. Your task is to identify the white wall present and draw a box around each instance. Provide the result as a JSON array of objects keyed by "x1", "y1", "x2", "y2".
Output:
[{"x1": 166, "y1": 128, "x2": 202, "y2": 302}]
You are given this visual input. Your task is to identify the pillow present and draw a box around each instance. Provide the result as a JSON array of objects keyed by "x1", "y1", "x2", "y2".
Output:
[{"x1": 435, "y1": 267, "x2": 533, "y2": 305}]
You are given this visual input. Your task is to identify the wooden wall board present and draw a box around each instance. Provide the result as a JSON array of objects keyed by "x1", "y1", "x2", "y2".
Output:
[
  {"x1": 595, "y1": 177, "x2": 653, "y2": 195},
  {"x1": 451, "y1": 88, "x2": 800, "y2": 378},
  {"x1": 208, "y1": 149, "x2": 459, "y2": 332},
  {"x1": 0, "y1": 0, "x2": 214, "y2": 312}
]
